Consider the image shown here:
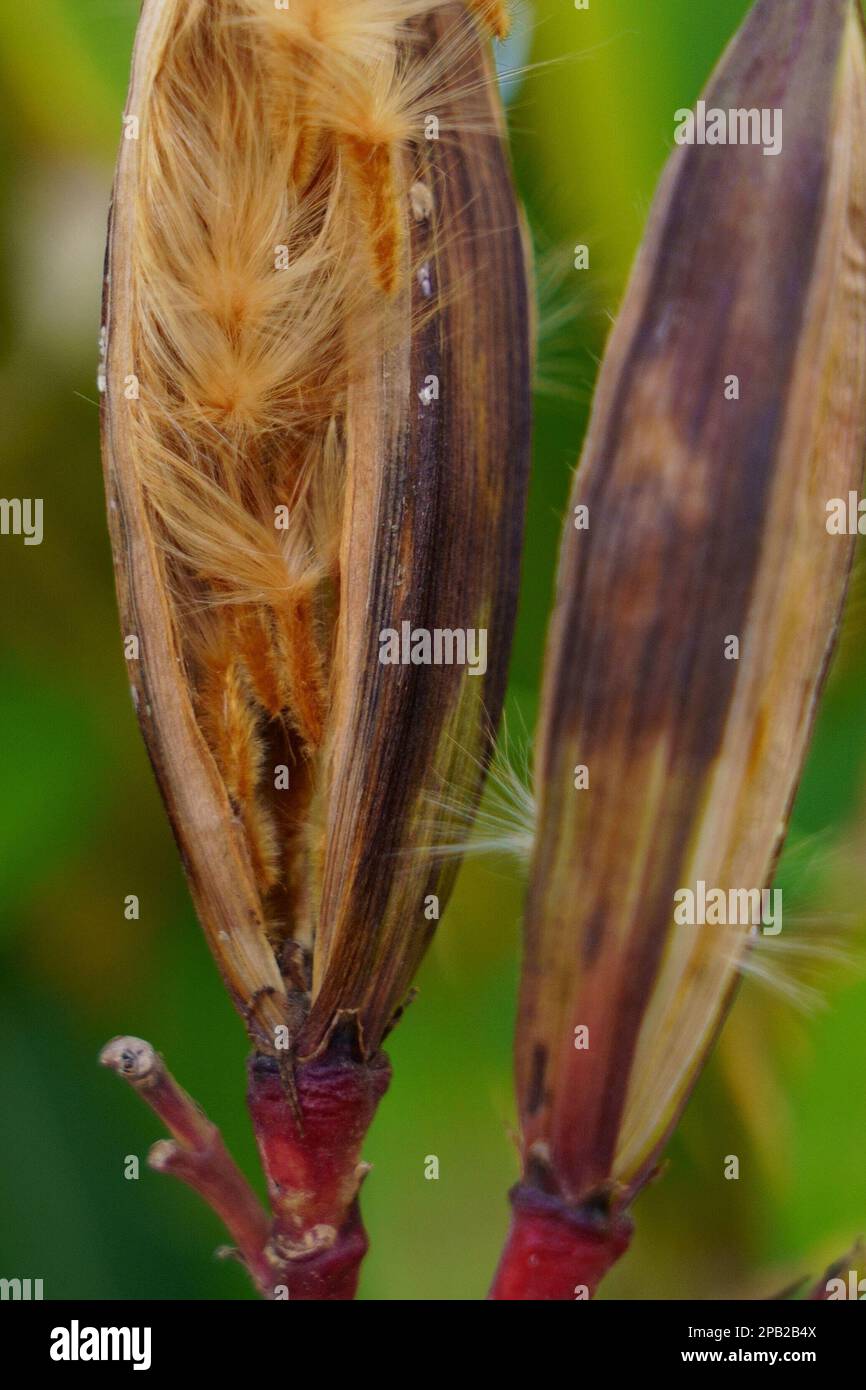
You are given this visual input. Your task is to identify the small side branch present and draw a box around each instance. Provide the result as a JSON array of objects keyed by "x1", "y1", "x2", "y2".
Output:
[
  {"x1": 101, "y1": 1033, "x2": 391, "y2": 1299},
  {"x1": 100, "y1": 1036, "x2": 273, "y2": 1294}
]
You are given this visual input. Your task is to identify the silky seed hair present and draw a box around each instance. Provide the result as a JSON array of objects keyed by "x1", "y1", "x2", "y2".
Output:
[{"x1": 123, "y1": 0, "x2": 507, "y2": 959}]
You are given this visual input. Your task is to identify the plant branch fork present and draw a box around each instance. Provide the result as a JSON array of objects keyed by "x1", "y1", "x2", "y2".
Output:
[{"x1": 100, "y1": 1034, "x2": 388, "y2": 1299}]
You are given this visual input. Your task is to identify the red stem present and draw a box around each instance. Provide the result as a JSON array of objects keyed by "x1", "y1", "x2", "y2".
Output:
[
  {"x1": 489, "y1": 1185, "x2": 633, "y2": 1301},
  {"x1": 247, "y1": 1045, "x2": 391, "y2": 1300},
  {"x1": 101, "y1": 1034, "x2": 390, "y2": 1299}
]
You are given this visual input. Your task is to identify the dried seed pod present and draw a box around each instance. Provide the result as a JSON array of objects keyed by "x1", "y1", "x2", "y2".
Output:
[
  {"x1": 100, "y1": 0, "x2": 530, "y2": 1064},
  {"x1": 100, "y1": 0, "x2": 530, "y2": 1294},
  {"x1": 495, "y1": 0, "x2": 866, "y2": 1298}
]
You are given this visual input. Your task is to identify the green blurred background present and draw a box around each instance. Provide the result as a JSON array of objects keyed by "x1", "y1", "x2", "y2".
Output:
[{"x1": 1, "y1": 0, "x2": 865, "y2": 1300}]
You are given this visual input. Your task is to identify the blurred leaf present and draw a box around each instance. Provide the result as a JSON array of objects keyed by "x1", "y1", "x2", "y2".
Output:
[
  {"x1": 0, "y1": 0, "x2": 135, "y2": 159},
  {"x1": 0, "y1": 661, "x2": 103, "y2": 924}
]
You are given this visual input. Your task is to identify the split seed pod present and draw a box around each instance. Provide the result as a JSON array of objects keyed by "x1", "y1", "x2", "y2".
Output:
[
  {"x1": 495, "y1": 0, "x2": 866, "y2": 1298},
  {"x1": 100, "y1": 0, "x2": 531, "y2": 1066}
]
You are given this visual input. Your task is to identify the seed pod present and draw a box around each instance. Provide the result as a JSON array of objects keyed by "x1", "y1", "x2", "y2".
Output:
[
  {"x1": 496, "y1": 0, "x2": 866, "y2": 1298},
  {"x1": 100, "y1": 0, "x2": 531, "y2": 1066},
  {"x1": 300, "y1": 4, "x2": 532, "y2": 1059},
  {"x1": 101, "y1": 0, "x2": 529, "y2": 1297}
]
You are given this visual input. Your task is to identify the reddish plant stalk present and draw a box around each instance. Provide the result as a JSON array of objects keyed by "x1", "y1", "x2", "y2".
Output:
[
  {"x1": 101, "y1": 1035, "x2": 389, "y2": 1300},
  {"x1": 247, "y1": 1044, "x2": 391, "y2": 1300},
  {"x1": 489, "y1": 1186, "x2": 632, "y2": 1301}
]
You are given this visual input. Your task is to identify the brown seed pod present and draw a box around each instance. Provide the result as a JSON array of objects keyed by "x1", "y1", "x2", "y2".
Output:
[
  {"x1": 495, "y1": 0, "x2": 866, "y2": 1299},
  {"x1": 99, "y1": 0, "x2": 532, "y2": 1063}
]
